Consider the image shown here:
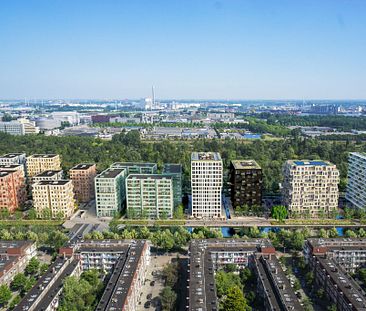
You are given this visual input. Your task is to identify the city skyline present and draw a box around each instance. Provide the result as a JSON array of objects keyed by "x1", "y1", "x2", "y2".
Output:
[{"x1": 1, "y1": 0, "x2": 366, "y2": 99}]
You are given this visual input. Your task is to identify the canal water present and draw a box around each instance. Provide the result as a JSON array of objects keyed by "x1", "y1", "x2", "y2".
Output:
[{"x1": 187, "y1": 227, "x2": 345, "y2": 237}]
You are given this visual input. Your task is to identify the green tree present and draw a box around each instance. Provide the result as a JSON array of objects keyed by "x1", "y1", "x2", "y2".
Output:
[
  {"x1": 162, "y1": 263, "x2": 179, "y2": 287},
  {"x1": 215, "y1": 271, "x2": 242, "y2": 297},
  {"x1": 0, "y1": 284, "x2": 11, "y2": 306},
  {"x1": 160, "y1": 286, "x2": 177, "y2": 311},
  {"x1": 221, "y1": 286, "x2": 251, "y2": 311},
  {"x1": 11, "y1": 273, "x2": 27, "y2": 291},
  {"x1": 271, "y1": 205, "x2": 288, "y2": 222},
  {"x1": 9, "y1": 294, "x2": 21, "y2": 310},
  {"x1": 173, "y1": 204, "x2": 184, "y2": 219},
  {"x1": 25, "y1": 257, "x2": 40, "y2": 275}
]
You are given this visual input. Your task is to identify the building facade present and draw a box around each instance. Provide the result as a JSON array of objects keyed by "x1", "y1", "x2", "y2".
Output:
[
  {"x1": 282, "y1": 160, "x2": 339, "y2": 218},
  {"x1": 111, "y1": 162, "x2": 157, "y2": 174},
  {"x1": 0, "y1": 170, "x2": 27, "y2": 212},
  {"x1": 32, "y1": 170, "x2": 63, "y2": 183},
  {"x1": 95, "y1": 168, "x2": 126, "y2": 217},
  {"x1": 229, "y1": 160, "x2": 263, "y2": 208},
  {"x1": 69, "y1": 163, "x2": 97, "y2": 203},
  {"x1": 0, "y1": 119, "x2": 39, "y2": 135},
  {"x1": 26, "y1": 154, "x2": 62, "y2": 177},
  {"x1": 126, "y1": 174, "x2": 173, "y2": 219},
  {"x1": 346, "y1": 152, "x2": 366, "y2": 209},
  {"x1": 32, "y1": 180, "x2": 75, "y2": 219},
  {"x1": 0, "y1": 153, "x2": 26, "y2": 166},
  {"x1": 163, "y1": 163, "x2": 182, "y2": 207},
  {"x1": 191, "y1": 152, "x2": 223, "y2": 218}
]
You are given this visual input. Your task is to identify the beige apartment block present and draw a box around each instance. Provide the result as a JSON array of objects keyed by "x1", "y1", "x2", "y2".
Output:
[
  {"x1": 26, "y1": 154, "x2": 61, "y2": 177},
  {"x1": 282, "y1": 160, "x2": 339, "y2": 218},
  {"x1": 32, "y1": 180, "x2": 75, "y2": 219},
  {"x1": 191, "y1": 152, "x2": 223, "y2": 218},
  {"x1": 69, "y1": 163, "x2": 97, "y2": 203}
]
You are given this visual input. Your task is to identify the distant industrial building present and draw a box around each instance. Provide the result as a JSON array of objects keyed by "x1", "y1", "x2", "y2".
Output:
[
  {"x1": 69, "y1": 163, "x2": 97, "y2": 203},
  {"x1": 126, "y1": 174, "x2": 174, "y2": 219},
  {"x1": 111, "y1": 162, "x2": 157, "y2": 174},
  {"x1": 0, "y1": 119, "x2": 39, "y2": 135},
  {"x1": 0, "y1": 170, "x2": 27, "y2": 212},
  {"x1": 163, "y1": 163, "x2": 183, "y2": 206},
  {"x1": 346, "y1": 152, "x2": 366, "y2": 210},
  {"x1": 95, "y1": 168, "x2": 127, "y2": 217},
  {"x1": 0, "y1": 240, "x2": 37, "y2": 286},
  {"x1": 26, "y1": 154, "x2": 62, "y2": 177},
  {"x1": 230, "y1": 160, "x2": 263, "y2": 208},
  {"x1": 51, "y1": 111, "x2": 80, "y2": 125},
  {"x1": 282, "y1": 160, "x2": 339, "y2": 218},
  {"x1": 191, "y1": 152, "x2": 223, "y2": 218},
  {"x1": 35, "y1": 117, "x2": 62, "y2": 130},
  {"x1": 33, "y1": 180, "x2": 75, "y2": 219},
  {"x1": 32, "y1": 170, "x2": 63, "y2": 183}
]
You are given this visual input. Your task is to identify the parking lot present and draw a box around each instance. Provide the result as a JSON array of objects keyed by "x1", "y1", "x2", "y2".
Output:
[{"x1": 137, "y1": 253, "x2": 180, "y2": 311}]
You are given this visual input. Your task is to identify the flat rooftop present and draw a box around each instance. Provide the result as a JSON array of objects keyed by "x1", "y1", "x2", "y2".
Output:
[
  {"x1": 231, "y1": 160, "x2": 261, "y2": 170},
  {"x1": 34, "y1": 170, "x2": 62, "y2": 177},
  {"x1": 0, "y1": 164, "x2": 23, "y2": 169},
  {"x1": 127, "y1": 174, "x2": 172, "y2": 180},
  {"x1": 70, "y1": 163, "x2": 95, "y2": 170},
  {"x1": 191, "y1": 152, "x2": 222, "y2": 161},
  {"x1": 111, "y1": 162, "x2": 157, "y2": 168},
  {"x1": 315, "y1": 257, "x2": 366, "y2": 309},
  {"x1": 96, "y1": 168, "x2": 125, "y2": 179},
  {"x1": 0, "y1": 153, "x2": 25, "y2": 158},
  {"x1": 29, "y1": 154, "x2": 58, "y2": 158},
  {"x1": 0, "y1": 170, "x2": 15, "y2": 178},
  {"x1": 14, "y1": 257, "x2": 69, "y2": 311},
  {"x1": 163, "y1": 163, "x2": 182, "y2": 174},
  {"x1": 34, "y1": 180, "x2": 70, "y2": 186},
  {"x1": 292, "y1": 160, "x2": 331, "y2": 166},
  {"x1": 96, "y1": 241, "x2": 148, "y2": 311}
]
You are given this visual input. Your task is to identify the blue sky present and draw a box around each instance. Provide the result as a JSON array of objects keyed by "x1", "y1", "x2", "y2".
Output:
[{"x1": 0, "y1": 0, "x2": 365, "y2": 99}]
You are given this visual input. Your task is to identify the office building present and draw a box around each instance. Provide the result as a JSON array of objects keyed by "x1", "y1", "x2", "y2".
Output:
[
  {"x1": 282, "y1": 160, "x2": 339, "y2": 218},
  {"x1": 346, "y1": 152, "x2": 366, "y2": 209},
  {"x1": 230, "y1": 160, "x2": 263, "y2": 208},
  {"x1": 111, "y1": 162, "x2": 157, "y2": 174},
  {"x1": 32, "y1": 170, "x2": 63, "y2": 183},
  {"x1": 95, "y1": 168, "x2": 126, "y2": 217},
  {"x1": 163, "y1": 163, "x2": 182, "y2": 206},
  {"x1": 0, "y1": 170, "x2": 27, "y2": 212},
  {"x1": 0, "y1": 240, "x2": 37, "y2": 285},
  {"x1": 191, "y1": 152, "x2": 223, "y2": 218},
  {"x1": 69, "y1": 163, "x2": 97, "y2": 203},
  {"x1": 0, "y1": 153, "x2": 26, "y2": 166},
  {"x1": 0, "y1": 119, "x2": 39, "y2": 135},
  {"x1": 126, "y1": 174, "x2": 173, "y2": 219},
  {"x1": 32, "y1": 180, "x2": 75, "y2": 219},
  {"x1": 26, "y1": 154, "x2": 62, "y2": 177}
]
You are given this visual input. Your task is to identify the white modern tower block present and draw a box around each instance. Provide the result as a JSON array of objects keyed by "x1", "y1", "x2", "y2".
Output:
[
  {"x1": 346, "y1": 152, "x2": 366, "y2": 209},
  {"x1": 191, "y1": 152, "x2": 223, "y2": 218}
]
